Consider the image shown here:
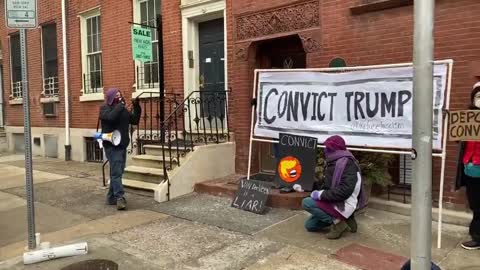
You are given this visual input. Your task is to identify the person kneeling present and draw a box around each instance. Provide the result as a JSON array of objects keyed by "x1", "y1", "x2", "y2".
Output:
[{"x1": 302, "y1": 135, "x2": 366, "y2": 239}]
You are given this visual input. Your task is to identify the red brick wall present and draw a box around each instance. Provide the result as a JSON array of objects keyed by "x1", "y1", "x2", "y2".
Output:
[
  {"x1": 228, "y1": 0, "x2": 480, "y2": 207},
  {"x1": 162, "y1": 0, "x2": 183, "y2": 96},
  {"x1": 67, "y1": 0, "x2": 134, "y2": 129},
  {"x1": 0, "y1": 0, "x2": 65, "y2": 128},
  {"x1": 0, "y1": 0, "x2": 138, "y2": 129}
]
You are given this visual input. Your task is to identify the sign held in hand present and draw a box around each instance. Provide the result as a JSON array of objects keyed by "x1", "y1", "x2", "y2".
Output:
[
  {"x1": 448, "y1": 110, "x2": 480, "y2": 141},
  {"x1": 231, "y1": 179, "x2": 271, "y2": 214}
]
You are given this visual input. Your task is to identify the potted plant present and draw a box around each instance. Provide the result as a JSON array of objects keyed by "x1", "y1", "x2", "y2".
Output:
[{"x1": 352, "y1": 151, "x2": 395, "y2": 202}]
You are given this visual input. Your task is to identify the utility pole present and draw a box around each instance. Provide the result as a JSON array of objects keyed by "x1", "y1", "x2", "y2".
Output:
[{"x1": 411, "y1": 0, "x2": 435, "y2": 269}]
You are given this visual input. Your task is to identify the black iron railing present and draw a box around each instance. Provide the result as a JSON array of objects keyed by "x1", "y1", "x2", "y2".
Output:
[
  {"x1": 129, "y1": 91, "x2": 182, "y2": 155},
  {"x1": 133, "y1": 89, "x2": 230, "y2": 182},
  {"x1": 161, "y1": 90, "x2": 229, "y2": 167}
]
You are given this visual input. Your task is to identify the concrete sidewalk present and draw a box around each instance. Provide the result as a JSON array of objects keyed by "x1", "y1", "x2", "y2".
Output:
[{"x1": 0, "y1": 156, "x2": 478, "y2": 270}]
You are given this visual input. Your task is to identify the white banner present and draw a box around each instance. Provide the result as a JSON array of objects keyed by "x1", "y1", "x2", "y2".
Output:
[{"x1": 254, "y1": 64, "x2": 448, "y2": 150}]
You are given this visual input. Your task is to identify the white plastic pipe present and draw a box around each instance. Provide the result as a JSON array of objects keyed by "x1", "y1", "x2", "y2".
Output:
[
  {"x1": 23, "y1": 242, "x2": 88, "y2": 265},
  {"x1": 62, "y1": 0, "x2": 71, "y2": 160}
]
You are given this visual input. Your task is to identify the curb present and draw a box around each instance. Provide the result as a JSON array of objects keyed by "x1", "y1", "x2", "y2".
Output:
[{"x1": 368, "y1": 197, "x2": 472, "y2": 227}]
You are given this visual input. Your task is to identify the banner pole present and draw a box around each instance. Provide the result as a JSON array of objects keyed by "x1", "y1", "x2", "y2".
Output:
[
  {"x1": 247, "y1": 70, "x2": 259, "y2": 180},
  {"x1": 436, "y1": 60, "x2": 454, "y2": 249}
]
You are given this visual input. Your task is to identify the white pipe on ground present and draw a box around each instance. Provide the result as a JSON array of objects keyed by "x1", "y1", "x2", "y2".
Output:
[{"x1": 23, "y1": 242, "x2": 88, "y2": 265}]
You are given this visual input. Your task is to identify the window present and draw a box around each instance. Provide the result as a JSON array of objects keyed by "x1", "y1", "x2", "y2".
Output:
[
  {"x1": 10, "y1": 33, "x2": 22, "y2": 99},
  {"x1": 85, "y1": 137, "x2": 103, "y2": 162},
  {"x1": 42, "y1": 102, "x2": 57, "y2": 117},
  {"x1": 136, "y1": 0, "x2": 161, "y2": 89},
  {"x1": 81, "y1": 10, "x2": 103, "y2": 94},
  {"x1": 42, "y1": 24, "x2": 59, "y2": 97}
]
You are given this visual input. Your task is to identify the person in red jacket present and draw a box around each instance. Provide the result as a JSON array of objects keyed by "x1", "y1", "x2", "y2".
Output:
[{"x1": 455, "y1": 82, "x2": 480, "y2": 250}]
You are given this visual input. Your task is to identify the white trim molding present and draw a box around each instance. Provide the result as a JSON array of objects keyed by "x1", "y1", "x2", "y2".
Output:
[
  {"x1": 79, "y1": 8, "x2": 103, "y2": 97},
  {"x1": 132, "y1": 0, "x2": 161, "y2": 93},
  {"x1": 79, "y1": 92, "x2": 104, "y2": 102}
]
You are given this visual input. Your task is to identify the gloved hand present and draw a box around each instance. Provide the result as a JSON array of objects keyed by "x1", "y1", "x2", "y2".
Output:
[
  {"x1": 310, "y1": 190, "x2": 323, "y2": 201},
  {"x1": 293, "y1": 184, "x2": 304, "y2": 192}
]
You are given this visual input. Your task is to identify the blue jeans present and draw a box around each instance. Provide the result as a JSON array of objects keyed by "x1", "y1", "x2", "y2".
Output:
[
  {"x1": 104, "y1": 146, "x2": 126, "y2": 203},
  {"x1": 302, "y1": 197, "x2": 334, "y2": 232}
]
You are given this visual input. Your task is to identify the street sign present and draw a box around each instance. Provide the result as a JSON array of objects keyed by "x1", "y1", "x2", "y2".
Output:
[
  {"x1": 131, "y1": 25, "x2": 152, "y2": 62},
  {"x1": 5, "y1": 0, "x2": 38, "y2": 29}
]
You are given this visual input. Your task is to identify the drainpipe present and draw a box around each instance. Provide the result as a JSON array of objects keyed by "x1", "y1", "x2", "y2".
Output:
[
  {"x1": 0, "y1": 67, "x2": 4, "y2": 127},
  {"x1": 62, "y1": 0, "x2": 71, "y2": 160}
]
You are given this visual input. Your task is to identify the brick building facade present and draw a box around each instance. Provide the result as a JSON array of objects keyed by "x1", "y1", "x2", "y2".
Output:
[
  {"x1": 222, "y1": 0, "x2": 480, "y2": 209},
  {"x1": 1, "y1": 0, "x2": 479, "y2": 208},
  {"x1": 0, "y1": 0, "x2": 168, "y2": 160}
]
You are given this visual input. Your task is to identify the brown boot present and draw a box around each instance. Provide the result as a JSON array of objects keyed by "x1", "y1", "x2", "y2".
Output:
[
  {"x1": 346, "y1": 215, "x2": 358, "y2": 233},
  {"x1": 326, "y1": 220, "x2": 349, "y2": 239},
  {"x1": 116, "y1": 197, "x2": 127, "y2": 211}
]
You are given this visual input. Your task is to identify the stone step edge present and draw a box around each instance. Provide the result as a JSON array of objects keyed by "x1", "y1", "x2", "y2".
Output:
[
  {"x1": 123, "y1": 179, "x2": 158, "y2": 191},
  {"x1": 368, "y1": 197, "x2": 472, "y2": 227},
  {"x1": 124, "y1": 165, "x2": 165, "y2": 176}
]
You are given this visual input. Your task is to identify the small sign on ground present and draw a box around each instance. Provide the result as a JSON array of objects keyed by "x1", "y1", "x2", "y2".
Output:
[{"x1": 231, "y1": 179, "x2": 271, "y2": 214}]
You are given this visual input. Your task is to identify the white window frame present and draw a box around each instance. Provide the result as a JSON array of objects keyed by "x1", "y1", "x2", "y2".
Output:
[
  {"x1": 79, "y1": 8, "x2": 104, "y2": 102},
  {"x1": 132, "y1": 0, "x2": 161, "y2": 98},
  {"x1": 40, "y1": 23, "x2": 60, "y2": 102},
  {"x1": 8, "y1": 33, "x2": 23, "y2": 103}
]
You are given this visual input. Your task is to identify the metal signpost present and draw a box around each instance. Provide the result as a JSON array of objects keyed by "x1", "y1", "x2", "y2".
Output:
[
  {"x1": 129, "y1": 17, "x2": 165, "y2": 142},
  {"x1": 5, "y1": 0, "x2": 38, "y2": 250},
  {"x1": 411, "y1": 0, "x2": 435, "y2": 269}
]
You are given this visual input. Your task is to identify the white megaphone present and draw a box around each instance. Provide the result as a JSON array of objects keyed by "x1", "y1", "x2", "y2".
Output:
[
  {"x1": 23, "y1": 242, "x2": 88, "y2": 265},
  {"x1": 93, "y1": 130, "x2": 121, "y2": 149}
]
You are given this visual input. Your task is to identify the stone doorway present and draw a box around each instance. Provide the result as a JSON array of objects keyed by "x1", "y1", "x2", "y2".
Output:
[{"x1": 255, "y1": 35, "x2": 306, "y2": 173}]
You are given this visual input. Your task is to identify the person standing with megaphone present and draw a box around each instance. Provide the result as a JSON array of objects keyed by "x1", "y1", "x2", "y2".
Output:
[{"x1": 100, "y1": 88, "x2": 141, "y2": 210}]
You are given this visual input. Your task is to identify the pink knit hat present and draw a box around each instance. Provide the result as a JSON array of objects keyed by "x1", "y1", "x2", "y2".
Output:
[{"x1": 324, "y1": 135, "x2": 347, "y2": 152}]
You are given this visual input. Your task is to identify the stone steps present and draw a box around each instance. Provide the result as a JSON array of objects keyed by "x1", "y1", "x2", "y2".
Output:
[
  {"x1": 123, "y1": 178, "x2": 158, "y2": 192},
  {"x1": 132, "y1": 154, "x2": 179, "y2": 168},
  {"x1": 123, "y1": 165, "x2": 166, "y2": 184}
]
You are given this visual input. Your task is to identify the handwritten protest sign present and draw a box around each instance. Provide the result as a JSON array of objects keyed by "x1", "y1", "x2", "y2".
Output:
[
  {"x1": 448, "y1": 110, "x2": 480, "y2": 141},
  {"x1": 231, "y1": 179, "x2": 271, "y2": 214},
  {"x1": 275, "y1": 133, "x2": 317, "y2": 191}
]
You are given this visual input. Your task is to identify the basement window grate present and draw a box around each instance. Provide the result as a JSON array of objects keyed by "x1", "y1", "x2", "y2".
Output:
[{"x1": 85, "y1": 137, "x2": 103, "y2": 162}]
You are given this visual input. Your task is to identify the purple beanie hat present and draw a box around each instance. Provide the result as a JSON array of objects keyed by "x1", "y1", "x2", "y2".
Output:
[
  {"x1": 105, "y1": 88, "x2": 119, "y2": 105},
  {"x1": 324, "y1": 135, "x2": 347, "y2": 152}
]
